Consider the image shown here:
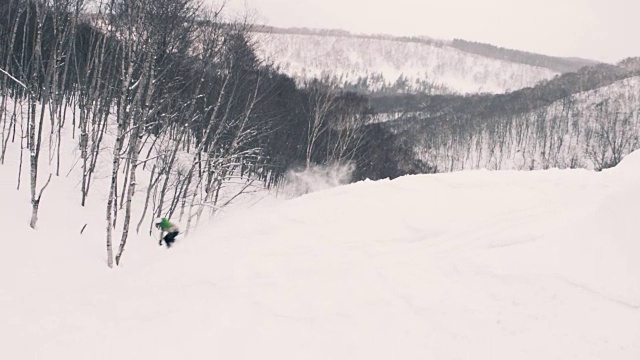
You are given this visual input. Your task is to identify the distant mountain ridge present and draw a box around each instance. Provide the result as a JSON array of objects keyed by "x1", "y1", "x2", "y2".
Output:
[
  {"x1": 450, "y1": 39, "x2": 599, "y2": 73},
  {"x1": 252, "y1": 25, "x2": 447, "y2": 47},
  {"x1": 251, "y1": 26, "x2": 601, "y2": 95}
]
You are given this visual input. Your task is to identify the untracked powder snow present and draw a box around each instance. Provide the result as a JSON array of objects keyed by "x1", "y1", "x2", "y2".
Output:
[{"x1": 1, "y1": 147, "x2": 639, "y2": 359}]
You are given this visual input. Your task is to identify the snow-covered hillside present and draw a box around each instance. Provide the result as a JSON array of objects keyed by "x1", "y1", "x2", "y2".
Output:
[
  {"x1": 408, "y1": 75, "x2": 640, "y2": 172},
  {"x1": 2, "y1": 136, "x2": 639, "y2": 358},
  {"x1": 253, "y1": 32, "x2": 559, "y2": 94}
]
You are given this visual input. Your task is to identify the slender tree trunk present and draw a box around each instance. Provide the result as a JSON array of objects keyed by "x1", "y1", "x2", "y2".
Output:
[
  {"x1": 28, "y1": 2, "x2": 43, "y2": 229},
  {"x1": 117, "y1": 53, "x2": 155, "y2": 266},
  {"x1": 136, "y1": 164, "x2": 159, "y2": 233},
  {"x1": 105, "y1": 122, "x2": 125, "y2": 267},
  {"x1": 106, "y1": 37, "x2": 135, "y2": 268}
]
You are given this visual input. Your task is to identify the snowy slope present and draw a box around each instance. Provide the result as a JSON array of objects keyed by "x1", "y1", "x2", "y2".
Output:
[
  {"x1": 253, "y1": 32, "x2": 559, "y2": 94},
  {"x1": 2, "y1": 143, "x2": 640, "y2": 359}
]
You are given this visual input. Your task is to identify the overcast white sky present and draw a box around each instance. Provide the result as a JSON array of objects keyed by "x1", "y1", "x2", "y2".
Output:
[{"x1": 219, "y1": 0, "x2": 639, "y2": 63}]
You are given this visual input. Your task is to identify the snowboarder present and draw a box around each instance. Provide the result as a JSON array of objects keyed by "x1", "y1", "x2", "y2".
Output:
[{"x1": 155, "y1": 217, "x2": 179, "y2": 248}]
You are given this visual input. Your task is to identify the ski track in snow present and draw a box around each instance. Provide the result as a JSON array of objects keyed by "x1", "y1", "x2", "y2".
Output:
[{"x1": 2, "y1": 146, "x2": 640, "y2": 358}]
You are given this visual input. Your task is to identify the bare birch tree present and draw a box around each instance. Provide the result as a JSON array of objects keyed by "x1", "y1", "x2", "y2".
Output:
[{"x1": 304, "y1": 78, "x2": 337, "y2": 169}]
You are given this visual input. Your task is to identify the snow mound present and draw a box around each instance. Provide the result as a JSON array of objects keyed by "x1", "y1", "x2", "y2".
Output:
[
  {"x1": 550, "y1": 153, "x2": 640, "y2": 308},
  {"x1": 606, "y1": 148, "x2": 640, "y2": 176},
  {"x1": 2, "y1": 161, "x2": 640, "y2": 359}
]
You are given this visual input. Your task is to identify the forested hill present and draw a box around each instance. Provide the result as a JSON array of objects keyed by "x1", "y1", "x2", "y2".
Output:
[
  {"x1": 369, "y1": 62, "x2": 635, "y2": 117},
  {"x1": 358, "y1": 59, "x2": 640, "y2": 179},
  {"x1": 251, "y1": 26, "x2": 600, "y2": 95}
]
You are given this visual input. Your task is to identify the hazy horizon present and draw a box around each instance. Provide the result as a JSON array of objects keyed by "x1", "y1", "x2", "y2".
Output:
[{"x1": 219, "y1": 0, "x2": 639, "y2": 64}]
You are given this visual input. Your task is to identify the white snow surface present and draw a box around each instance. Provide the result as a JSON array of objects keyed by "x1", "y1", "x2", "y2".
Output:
[{"x1": 2, "y1": 148, "x2": 640, "y2": 358}]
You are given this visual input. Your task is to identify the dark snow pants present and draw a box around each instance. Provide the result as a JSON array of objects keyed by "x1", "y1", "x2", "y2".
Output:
[{"x1": 163, "y1": 231, "x2": 179, "y2": 248}]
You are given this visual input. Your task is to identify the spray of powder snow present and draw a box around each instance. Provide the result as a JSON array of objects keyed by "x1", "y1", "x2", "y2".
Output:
[{"x1": 279, "y1": 162, "x2": 355, "y2": 197}]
